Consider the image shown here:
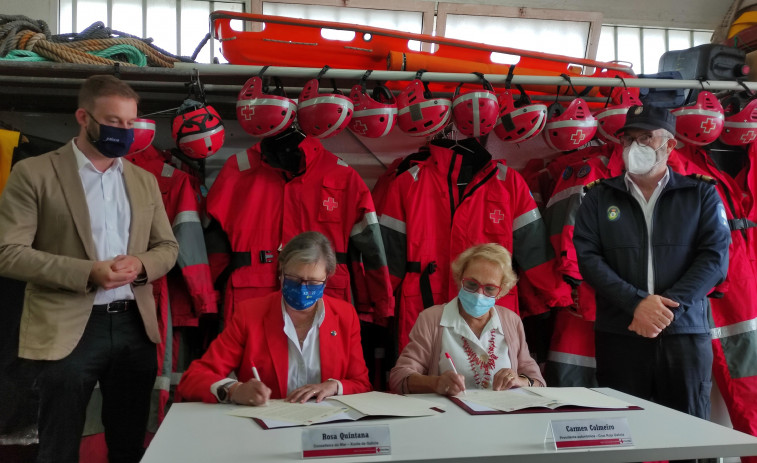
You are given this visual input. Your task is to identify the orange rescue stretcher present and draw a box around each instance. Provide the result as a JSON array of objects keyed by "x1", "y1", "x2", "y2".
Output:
[{"x1": 210, "y1": 11, "x2": 636, "y2": 98}]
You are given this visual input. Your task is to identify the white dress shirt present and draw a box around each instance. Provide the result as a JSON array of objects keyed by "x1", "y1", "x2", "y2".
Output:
[
  {"x1": 624, "y1": 168, "x2": 670, "y2": 294},
  {"x1": 72, "y1": 139, "x2": 134, "y2": 304},
  {"x1": 438, "y1": 298, "x2": 511, "y2": 390}
]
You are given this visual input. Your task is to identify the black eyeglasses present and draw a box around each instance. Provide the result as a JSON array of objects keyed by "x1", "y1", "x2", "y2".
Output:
[
  {"x1": 283, "y1": 274, "x2": 327, "y2": 286},
  {"x1": 461, "y1": 278, "x2": 500, "y2": 298}
]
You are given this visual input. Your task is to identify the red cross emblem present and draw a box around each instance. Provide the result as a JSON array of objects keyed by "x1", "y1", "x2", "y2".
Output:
[
  {"x1": 352, "y1": 120, "x2": 368, "y2": 135},
  {"x1": 700, "y1": 118, "x2": 717, "y2": 133},
  {"x1": 741, "y1": 130, "x2": 757, "y2": 144},
  {"x1": 489, "y1": 209, "x2": 505, "y2": 224},
  {"x1": 323, "y1": 197, "x2": 338, "y2": 211},
  {"x1": 240, "y1": 105, "x2": 255, "y2": 120},
  {"x1": 570, "y1": 130, "x2": 586, "y2": 145}
]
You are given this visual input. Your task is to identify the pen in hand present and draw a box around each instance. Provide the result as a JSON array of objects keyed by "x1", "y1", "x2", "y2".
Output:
[
  {"x1": 251, "y1": 361, "x2": 267, "y2": 405},
  {"x1": 445, "y1": 352, "x2": 466, "y2": 395}
]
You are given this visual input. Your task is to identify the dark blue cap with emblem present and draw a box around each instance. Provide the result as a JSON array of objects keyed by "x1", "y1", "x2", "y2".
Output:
[{"x1": 619, "y1": 105, "x2": 676, "y2": 135}]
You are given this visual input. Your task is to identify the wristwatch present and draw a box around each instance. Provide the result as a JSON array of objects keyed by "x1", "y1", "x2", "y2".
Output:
[
  {"x1": 519, "y1": 374, "x2": 534, "y2": 387},
  {"x1": 217, "y1": 381, "x2": 235, "y2": 403}
]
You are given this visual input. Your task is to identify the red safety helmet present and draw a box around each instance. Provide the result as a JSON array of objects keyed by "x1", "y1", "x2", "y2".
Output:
[
  {"x1": 171, "y1": 101, "x2": 225, "y2": 159},
  {"x1": 451, "y1": 78, "x2": 499, "y2": 137},
  {"x1": 348, "y1": 83, "x2": 397, "y2": 138},
  {"x1": 396, "y1": 79, "x2": 452, "y2": 137},
  {"x1": 127, "y1": 118, "x2": 156, "y2": 155},
  {"x1": 672, "y1": 91, "x2": 724, "y2": 146},
  {"x1": 719, "y1": 97, "x2": 757, "y2": 146},
  {"x1": 297, "y1": 79, "x2": 353, "y2": 139},
  {"x1": 236, "y1": 76, "x2": 297, "y2": 138},
  {"x1": 594, "y1": 89, "x2": 642, "y2": 145},
  {"x1": 492, "y1": 86, "x2": 547, "y2": 143},
  {"x1": 543, "y1": 98, "x2": 597, "y2": 152}
]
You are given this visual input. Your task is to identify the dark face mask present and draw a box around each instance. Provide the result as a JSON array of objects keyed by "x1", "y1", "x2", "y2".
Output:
[{"x1": 87, "y1": 112, "x2": 135, "y2": 158}]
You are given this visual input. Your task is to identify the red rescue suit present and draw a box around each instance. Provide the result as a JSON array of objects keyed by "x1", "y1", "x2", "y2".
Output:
[
  {"x1": 205, "y1": 136, "x2": 393, "y2": 324},
  {"x1": 676, "y1": 144, "x2": 757, "y2": 457},
  {"x1": 380, "y1": 139, "x2": 571, "y2": 351}
]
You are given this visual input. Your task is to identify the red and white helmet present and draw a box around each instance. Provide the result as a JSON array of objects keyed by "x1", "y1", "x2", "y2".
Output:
[
  {"x1": 594, "y1": 89, "x2": 643, "y2": 145},
  {"x1": 126, "y1": 118, "x2": 156, "y2": 154},
  {"x1": 451, "y1": 78, "x2": 499, "y2": 137},
  {"x1": 720, "y1": 97, "x2": 757, "y2": 146},
  {"x1": 543, "y1": 98, "x2": 597, "y2": 152},
  {"x1": 236, "y1": 76, "x2": 297, "y2": 138},
  {"x1": 492, "y1": 87, "x2": 547, "y2": 143},
  {"x1": 396, "y1": 79, "x2": 451, "y2": 137},
  {"x1": 171, "y1": 101, "x2": 225, "y2": 159},
  {"x1": 348, "y1": 84, "x2": 397, "y2": 138},
  {"x1": 672, "y1": 91, "x2": 724, "y2": 146},
  {"x1": 297, "y1": 79, "x2": 353, "y2": 139}
]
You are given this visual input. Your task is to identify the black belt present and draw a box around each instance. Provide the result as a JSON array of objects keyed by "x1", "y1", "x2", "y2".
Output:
[
  {"x1": 406, "y1": 260, "x2": 437, "y2": 309},
  {"x1": 729, "y1": 218, "x2": 757, "y2": 231},
  {"x1": 92, "y1": 299, "x2": 137, "y2": 314}
]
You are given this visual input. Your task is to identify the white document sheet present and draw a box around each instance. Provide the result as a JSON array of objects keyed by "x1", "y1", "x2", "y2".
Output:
[
  {"x1": 458, "y1": 389, "x2": 555, "y2": 412},
  {"x1": 525, "y1": 387, "x2": 635, "y2": 409},
  {"x1": 226, "y1": 399, "x2": 349, "y2": 425},
  {"x1": 327, "y1": 391, "x2": 443, "y2": 417}
]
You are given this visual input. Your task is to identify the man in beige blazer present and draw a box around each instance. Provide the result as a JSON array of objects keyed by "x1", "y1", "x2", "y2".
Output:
[{"x1": 0, "y1": 75, "x2": 178, "y2": 463}]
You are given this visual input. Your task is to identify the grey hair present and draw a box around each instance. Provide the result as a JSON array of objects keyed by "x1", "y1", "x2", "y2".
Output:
[
  {"x1": 278, "y1": 231, "x2": 337, "y2": 277},
  {"x1": 656, "y1": 128, "x2": 676, "y2": 141}
]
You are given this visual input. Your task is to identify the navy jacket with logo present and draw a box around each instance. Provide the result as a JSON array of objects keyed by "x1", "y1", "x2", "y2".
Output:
[{"x1": 573, "y1": 168, "x2": 730, "y2": 336}]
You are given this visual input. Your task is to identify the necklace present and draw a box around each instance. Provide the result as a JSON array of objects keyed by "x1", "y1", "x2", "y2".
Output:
[{"x1": 461, "y1": 329, "x2": 498, "y2": 389}]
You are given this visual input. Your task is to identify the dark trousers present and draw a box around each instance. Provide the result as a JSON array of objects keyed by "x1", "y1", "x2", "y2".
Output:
[
  {"x1": 32, "y1": 308, "x2": 157, "y2": 463},
  {"x1": 595, "y1": 330, "x2": 713, "y2": 420}
]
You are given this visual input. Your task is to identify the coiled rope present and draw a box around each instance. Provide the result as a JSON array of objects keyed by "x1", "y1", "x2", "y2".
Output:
[{"x1": 0, "y1": 15, "x2": 191, "y2": 67}]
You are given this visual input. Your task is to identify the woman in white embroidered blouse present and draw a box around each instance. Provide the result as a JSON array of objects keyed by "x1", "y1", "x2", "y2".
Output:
[{"x1": 389, "y1": 243, "x2": 545, "y2": 395}]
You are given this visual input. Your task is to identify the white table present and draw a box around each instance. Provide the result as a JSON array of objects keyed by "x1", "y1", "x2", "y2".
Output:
[{"x1": 141, "y1": 389, "x2": 757, "y2": 462}]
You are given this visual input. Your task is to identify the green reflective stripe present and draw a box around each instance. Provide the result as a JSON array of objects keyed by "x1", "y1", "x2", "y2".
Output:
[
  {"x1": 236, "y1": 150, "x2": 251, "y2": 171},
  {"x1": 544, "y1": 361, "x2": 598, "y2": 387},
  {"x1": 380, "y1": 219, "x2": 407, "y2": 279},
  {"x1": 547, "y1": 351, "x2": 597, "y2": 368},
  {"x1": 350, "y1": 211, "x2": 378, "y2": 237},
  {"x1": 513, "y1": 208, "x2": 541, "y2": 231},
  {"x1": 546, "y1": 185, "x2": 583, "y2": 209},
  {"x1": 173, "y1": 210, "x2": 201, "y2": 227},
  {"x1": 719, "y1": 329, "x2": 757, "y2": 379},
  {"x1": 512, "y1": 218, "x2": 554, "y2": 270},
  {"x1": 161, "y1": 163, "x2": 175, "y2": 178},
  {"x1": 174, "y1": 220, "x2": 209, "y2": 267},
  {"x1": 349, "y1": 222, "x2": 388, "y2": 270},
  {"x1": 710, "y1": 317, "x2": 757, "y2": 339},
  {"x1": 379, "y1": 214, "x2": 406, "y2": 234}
]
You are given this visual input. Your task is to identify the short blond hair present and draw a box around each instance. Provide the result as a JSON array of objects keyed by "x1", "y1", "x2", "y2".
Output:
[
  {"x1": 78, "y1": 75, "x2": 139, "y2": 112},
  {"x1": 451, "y1": 243, "x2": 518, "y2": 294}
]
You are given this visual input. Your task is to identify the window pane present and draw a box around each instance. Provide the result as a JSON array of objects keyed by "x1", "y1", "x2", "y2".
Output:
[
  {"x1": 181, "y1": 0, "x2": 210, "y2": 61},
  {"x1": 596, "y1": 25, "x2": 616, "y2": 63},
  {"x1": 213, "y1": 2, "x2": 244, "y2": 63},
  {"x1": 147, "y1": 0, "x2": 178, "y2": 55},
  {"x1": 60, "y1": 0, "x2": 73, "y2": 33},
  {"x1": 112, "y1": 0, "x2": 143, "y2": 37},
  {"x1": 263, "y1": 3, "x2": 423, "y2": 33},
  {"x1": 445, "y1": 14, "x2": 590, "y2": 63},
  {"x1": 642, "y1": 28, "x2": 666, "y2": 74},
  {"x1": 668, "y1": 29, "x2": 691, "y2": 52},
  {"x1": 693, "y1": 31, "x2": 711, "y2": 46},
  {"x1": 76, "y1": 0, "x2": 108, "y2": 32},
  {"x1": 616, "y1": 27, "x2": 641, "y2": 73}
]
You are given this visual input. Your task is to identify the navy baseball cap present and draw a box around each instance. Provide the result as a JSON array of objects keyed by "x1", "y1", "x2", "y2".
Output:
[{"x1": 619, "y1": 105, "x2": 677, "y2": 134}]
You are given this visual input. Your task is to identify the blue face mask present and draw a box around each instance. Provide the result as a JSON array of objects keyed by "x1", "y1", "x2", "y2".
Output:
[
  {"x1": 458, "y1": 288, "x2": 496, "y2": 318},
  {"x1": 281, "y1": 277, "x2": 325, "y2": 311},
  {"x1": 87, "y1": 113, "x2": 134, "y2": 158}
]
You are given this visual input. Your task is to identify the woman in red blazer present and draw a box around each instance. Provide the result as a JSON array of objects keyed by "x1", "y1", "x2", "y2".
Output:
[{"x1": 177, "y1": 231, "x2": 371, "y2": 405}]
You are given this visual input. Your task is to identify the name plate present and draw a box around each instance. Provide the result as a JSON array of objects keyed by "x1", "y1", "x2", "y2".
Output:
[
  {"x1": 549, "y1": 417, "x2": 633, "y2": 450},
  {"x1": 302, "y1": 425, "x2": 391, "y2": 459}
]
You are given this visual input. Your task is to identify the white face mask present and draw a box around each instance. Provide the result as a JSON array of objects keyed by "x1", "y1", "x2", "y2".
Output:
[{"x1": 622, "y1": 141, "x2": 666, "y2": 176}]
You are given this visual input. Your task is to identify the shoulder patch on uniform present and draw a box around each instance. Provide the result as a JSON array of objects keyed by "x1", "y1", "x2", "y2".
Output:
[
  {"x1": 687, "y1": 173, "x2": 717, "y2": 185},
  {"x1": 562, "y1": 165, "x2": 574, "y2": 180},
  {"x1": 584, "y1": 179, "x2": 602, "y2": 191},
  {"x1": 577, "y1": 165, "x2": 591, "y2": 178}
]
